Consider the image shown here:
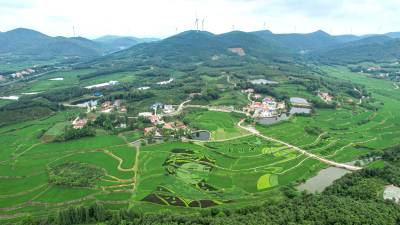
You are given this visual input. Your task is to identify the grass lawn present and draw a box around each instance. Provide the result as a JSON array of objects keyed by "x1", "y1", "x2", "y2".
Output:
[{"x1": 184, "y1": 110, "x2": 248, "y2": 140}]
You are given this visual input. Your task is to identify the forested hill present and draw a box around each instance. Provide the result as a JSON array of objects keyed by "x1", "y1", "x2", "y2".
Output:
[
  {"x1": 100, "y1": 29, "x2": 400, "y2": 65},
  {"x1": 252, "y1": 30, "x2": 345, "y2": 51},
  {"x1": 106, "y1": 30, "x2": 294, "y2": 62},
  {"x1": 93, "y1": 35, "x2": 159, "y2": 52},
  {"x1": 0, "y1": 28, "x2": 104, "y2": 58},
  {"x1": 314, "y1": 36, "x2": 400, "y2": 64}
]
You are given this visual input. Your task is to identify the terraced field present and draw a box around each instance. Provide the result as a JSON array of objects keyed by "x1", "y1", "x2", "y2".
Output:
[
  {"x1": 257, "y1": 66, "x2": 400, "y2": 163},
  {"x1": 0, "y1": 113, "x2": 140, "y2": 220},
  {"x1": 135, "y1": 136, "x2": 322, "y2": 208},
  {"x1": 1, "y1": 65, "x2": 400, "y2": 222}
]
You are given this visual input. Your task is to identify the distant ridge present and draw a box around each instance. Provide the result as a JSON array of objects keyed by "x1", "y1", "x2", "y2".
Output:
[
  {"x1": 93, "y1": 35, "x2": 159, "y2": 52},
  {"x1": 0, "y1": 28, "x2": 104, "y2": 58},
  {"x1": 1, "y1": 27, "x2": 400, "y2": 63}
]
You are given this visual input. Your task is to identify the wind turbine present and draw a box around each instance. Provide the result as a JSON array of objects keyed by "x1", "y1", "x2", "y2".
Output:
[
  {"x1": 202, "y1": 18, "x2": 205, "y2": 31},
  {"x1": 195, "y1": 14, "x2": 199, "y2": 32},
  {"x1": 72, "y1": 26, "x2": 76, "y2": 37}
]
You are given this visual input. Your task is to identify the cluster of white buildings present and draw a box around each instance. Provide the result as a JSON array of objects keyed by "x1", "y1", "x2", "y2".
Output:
[
  {"x1": 11, "y1": 68, "x2": 35, "y2": 79},
  {"x1": 101, "y1": 100, "x2": 127, "y2": 113},
  {"x1": 246, "y1": 96, "x2": 285, "y2": 118}
]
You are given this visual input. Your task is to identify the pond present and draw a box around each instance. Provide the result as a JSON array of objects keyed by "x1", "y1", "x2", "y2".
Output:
[
  {"x1": 191, "y1": 131, "x2": 211, "y2": 141},
  {"x1": 297, "y1": 167, "x2": 350, "y2": 193}
]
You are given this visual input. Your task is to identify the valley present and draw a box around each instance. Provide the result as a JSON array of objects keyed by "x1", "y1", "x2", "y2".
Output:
[{"x1": 1, "y1": 22, "x2": 400, "y2": 224}]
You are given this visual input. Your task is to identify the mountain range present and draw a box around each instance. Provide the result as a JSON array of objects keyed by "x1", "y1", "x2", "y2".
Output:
[
  {"x1": 1, "y1": 27, "x2": 400, "y2": 64},
  {"x1": 0, "y1": 28, "x2": 158, "y2": 58}
]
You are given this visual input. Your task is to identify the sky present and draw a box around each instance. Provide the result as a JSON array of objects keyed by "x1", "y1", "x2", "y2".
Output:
[{"x1": 0, "y1": 0, "x2": 399, "y2": 38}]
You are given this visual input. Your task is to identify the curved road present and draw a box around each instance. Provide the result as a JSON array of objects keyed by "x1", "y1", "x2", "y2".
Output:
[{"x1": 237, "y1": 119, "x2": 362, "y2": 171}]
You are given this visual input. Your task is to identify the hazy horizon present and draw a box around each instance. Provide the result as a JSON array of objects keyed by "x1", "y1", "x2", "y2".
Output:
[{"x1": 0, "y1": 0, "x2": 399, "y2": 38}]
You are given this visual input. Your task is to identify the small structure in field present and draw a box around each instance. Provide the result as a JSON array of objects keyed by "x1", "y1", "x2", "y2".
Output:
[
  {"x1": 318, "y1": 91, "x2": 333, "y2": 103},
  {"x1": 144, "y1": 127, "x2": 156, "y2": 136},
  {"x1": 72, "y1": 117, "x2": 88, "y2": 129}
]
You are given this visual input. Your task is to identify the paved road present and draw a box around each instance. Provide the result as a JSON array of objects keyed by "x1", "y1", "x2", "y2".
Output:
[{"x1": 237, "y1": 119, "x2": 362, "y2": 171}]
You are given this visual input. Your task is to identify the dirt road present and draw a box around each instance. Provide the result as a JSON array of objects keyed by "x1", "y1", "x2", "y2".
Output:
[{"x1": 237, "y1": 119, "x2": 362, "y2": 171}]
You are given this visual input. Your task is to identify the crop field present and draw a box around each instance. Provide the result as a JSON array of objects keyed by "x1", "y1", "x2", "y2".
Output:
[
  {"x1": 0, "y1": 113, "x2": 138, "y2": 221},
  {"x1": 135, "y1": 136, "x2": 322, "y2": 209},
  {"x1": 257, "y1": 66, "x2": 400, "y2": 163},
  {"x1": 22, "y1": 69, "x2": 96, "y2": 92},
  {"x1": 2, "y1": 63, "x2": 400, "y2": 222},
  {"x1": 20, "y1": 69, "x2": 137, "y2": 93}
]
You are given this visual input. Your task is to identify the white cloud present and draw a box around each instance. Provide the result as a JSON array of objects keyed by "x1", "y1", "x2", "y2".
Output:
[{"x1": 0, "y1": 0, "x2": 399, "y2": 38}]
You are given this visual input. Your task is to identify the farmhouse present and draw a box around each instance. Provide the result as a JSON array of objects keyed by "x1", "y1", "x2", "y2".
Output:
[
  {"x1": 72, "y1": 117, "x2": 88, "y2": 129},
  {"x1": 318, "y1": 91, "x2": 333, "y2": 102},
  {"x1": 144, "y1": 127, "x2": 155, "y2": 135}
]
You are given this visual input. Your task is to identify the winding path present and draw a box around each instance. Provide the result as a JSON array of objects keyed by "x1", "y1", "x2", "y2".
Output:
[{"x1": 237, "y1": 119, "x2": 362, "y2": 171}]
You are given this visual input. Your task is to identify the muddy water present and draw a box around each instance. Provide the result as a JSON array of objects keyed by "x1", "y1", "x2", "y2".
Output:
[{"x1": 297, "y1": 167, "x2": 350, "y2": 193}]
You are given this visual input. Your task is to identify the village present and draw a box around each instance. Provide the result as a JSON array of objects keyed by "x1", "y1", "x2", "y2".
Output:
[{"x1": 242, "y1": 88, "x2": 286, "y2": 118}]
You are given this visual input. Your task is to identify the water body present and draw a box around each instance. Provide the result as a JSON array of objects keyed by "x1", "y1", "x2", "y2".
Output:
[
  {"x1": 290, "y1": 107, "x2": 311, "y2": 114},
  {"x1": 191, "y1": 131, "x2": 211, "y2": 141},
  {"x1": 256, "y1": 114, "x2": 289, "y2": 125},
  {"x1": 250, "y1": 79, "x2": 278, "y2": 85},
  {"x1": 297, "y1": 167, "x2": 350, "y2": 193}
]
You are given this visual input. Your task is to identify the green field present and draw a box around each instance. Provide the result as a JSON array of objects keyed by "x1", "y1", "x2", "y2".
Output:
[
  {"x1": 2, "y1": 63, "x2": 400, "y2": 222},
  {"x1": 184, "y1": 110, "x2": 249, "y2": 140},
  {"x1": 0, "y1": 112, "x2": 138, "y2": 220}
]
